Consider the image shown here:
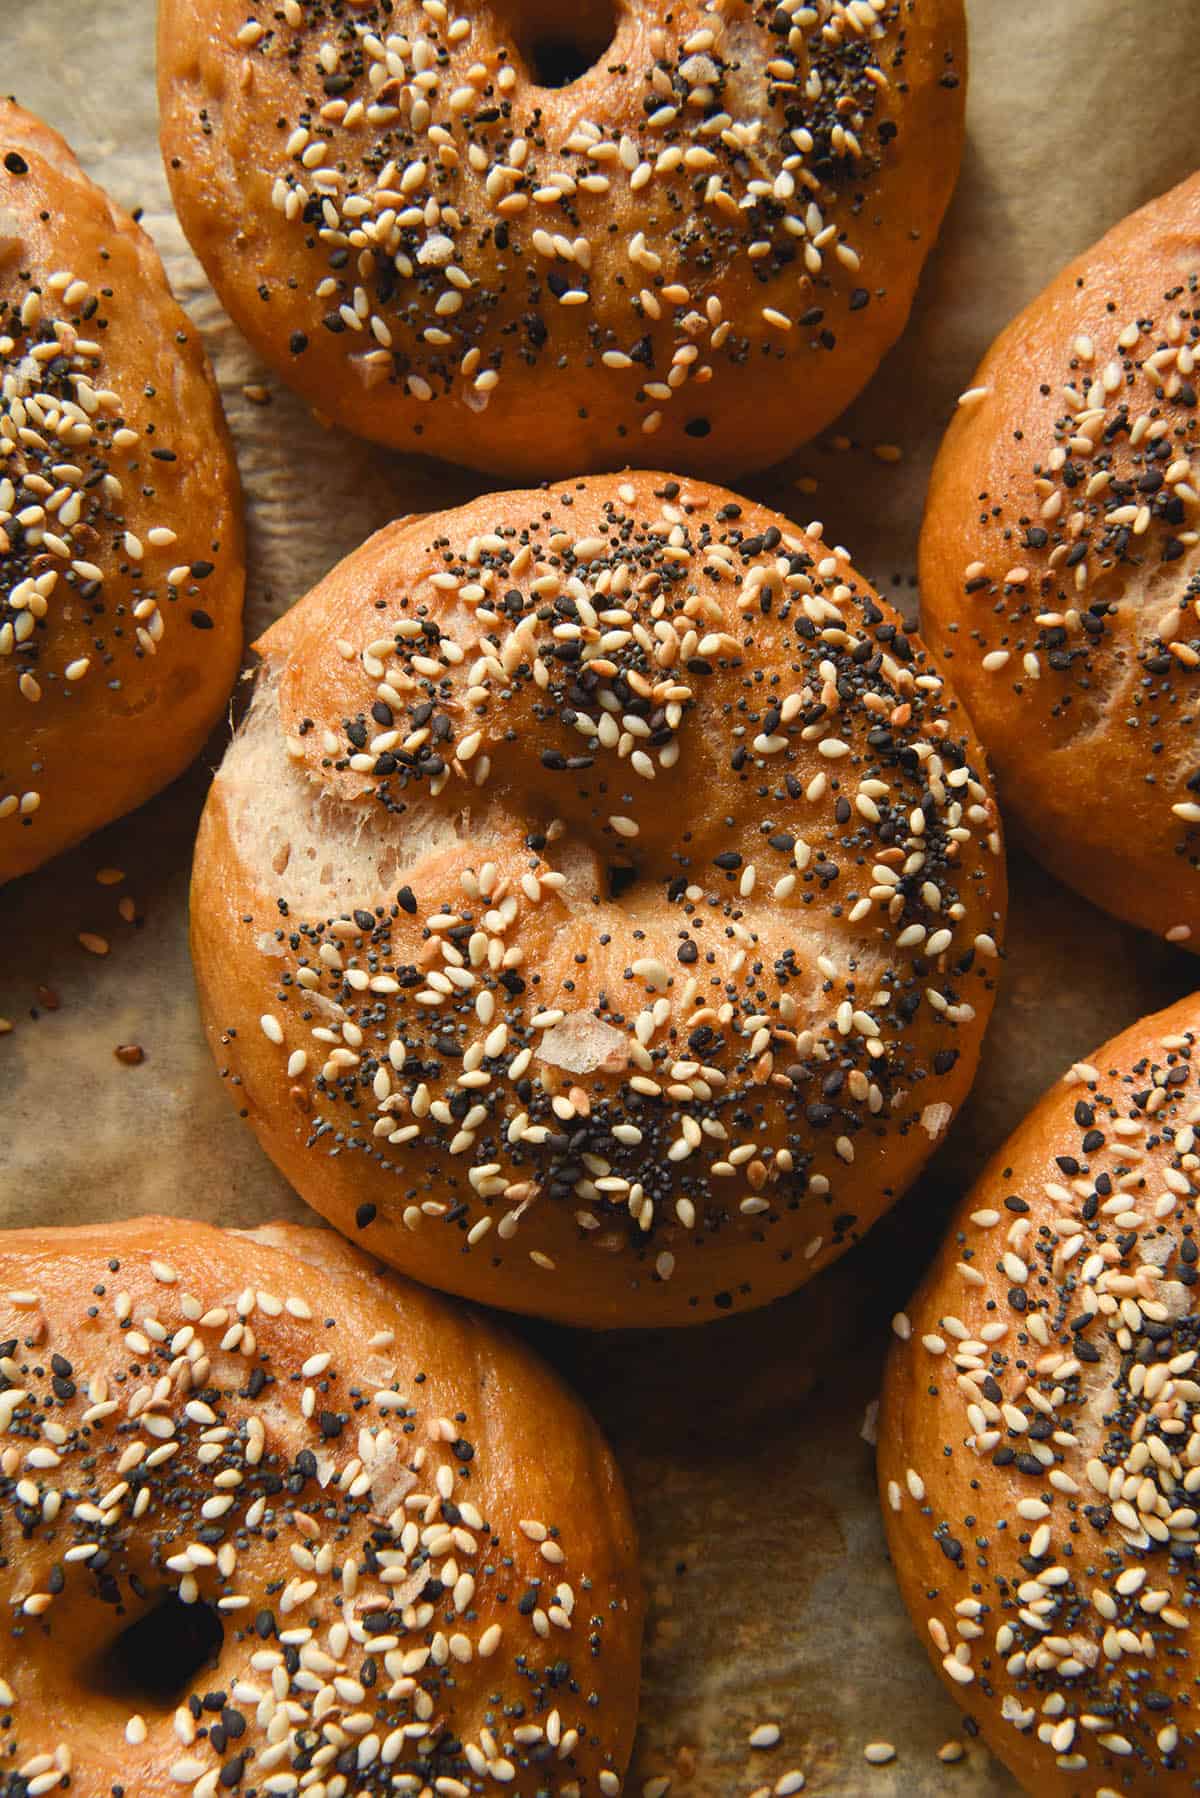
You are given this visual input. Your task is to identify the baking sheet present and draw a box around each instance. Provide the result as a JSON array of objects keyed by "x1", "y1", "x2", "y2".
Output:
[{"x1": 3, "y1": 1, "x2": 1199, "y2": 1790}]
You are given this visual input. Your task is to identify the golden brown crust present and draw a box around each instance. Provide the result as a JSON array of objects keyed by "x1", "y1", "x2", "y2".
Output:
[
  {"x1": 157, "y1": 0, "x2": 966, "y2": 479},
  {"x1": 880, "y1": 994, "x2": 1200, "y2": 1796},
  {"x1": 190, "y1": 470, "x2": 1006, "y2": 1327},
  {"x1": 0, "y1": 101, "x2": 244, "y2": 884},
  {"x1": 0, "y1": 1215, "x2": 641, "y2": 1796},
  {"x1": 919, "y1": 173, "x2": 1200, "y2": 951}
]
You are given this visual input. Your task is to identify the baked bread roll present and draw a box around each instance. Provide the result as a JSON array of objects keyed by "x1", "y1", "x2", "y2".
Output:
[
  {"x1": 190, "y1": 471, "x2": 1006, "y2": 1327},
  {"x1": 0, "y1": 1215, "x2": 641, "y2": 1795},
  {"x1": 0, "y1": 102, "x2": 244, "y2": 885},
  {"x1": 0, "y1": 100, "x2": 244, "y2": 884},
  {"x1": 920, "y1": 173, "x2": 1200, "y2": 951},
  {"x1": 158, "y1": 0, "x2": 966, "y2": 479},
  {"x1": 881, "y1": 994, "x2": 1200, "y2": 1795}
]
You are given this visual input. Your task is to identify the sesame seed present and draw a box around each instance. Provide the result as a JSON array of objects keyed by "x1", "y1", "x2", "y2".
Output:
[{"x1": 749, "y1": 1723, "x2": 781, "y2": 1749}]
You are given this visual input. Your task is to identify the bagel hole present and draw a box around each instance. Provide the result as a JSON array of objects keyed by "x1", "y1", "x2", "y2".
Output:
[
  {"x1": 93, "y1": 1594, "x2": 224, "y2": 1704},
  {"x1": 606, "y1": 861, "x2": 637, "y2": 900},
  {"x1": 517, "y1": 1, "x2": 618, "y2": 88}
]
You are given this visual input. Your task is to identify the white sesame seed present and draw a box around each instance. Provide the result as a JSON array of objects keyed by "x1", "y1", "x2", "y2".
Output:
[{"x1": 750, "y1": 1723, "x2": 781, "y2": 1749}]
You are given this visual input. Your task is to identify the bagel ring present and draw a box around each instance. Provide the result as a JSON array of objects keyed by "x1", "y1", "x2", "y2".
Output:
[
  {"x1": 882, "y1": 994, "x2": 1200, "y2": 1795},
  {"x1": 191, "y1": 470, "x2": 1006, "y2": 1326},
  {"x1": 158, "y1": 0, "x2": 967, "y2": 479},
  {"x1": 0, "y1": 101, "x2": 243, "y2": 884},
  {"x1": 0, "y1": 1216, "x2": 642, "y2": 1796},
  {"x1": 920, "y1": 172, "x2": 1200, "y2": 951}
]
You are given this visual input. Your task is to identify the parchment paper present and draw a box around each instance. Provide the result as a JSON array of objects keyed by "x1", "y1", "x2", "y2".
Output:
[{"x1": 3, "y1": 2, "x2": 1199, "y2": 1791}]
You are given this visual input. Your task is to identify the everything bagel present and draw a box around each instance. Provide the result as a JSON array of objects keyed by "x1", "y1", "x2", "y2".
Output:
[
  {"x1": 191, "y1": 472, "x2": 1006, "y2": 1326},
  {"x1": 158, "y1": 0, "x2": 966, "y2": 478},
  {"x1": 0, "y1": 1217, "x2": 642, "y2": 1796},
  {"x1": 0, "y1": 101, "x2": 244, "y2": 884},
  {"x1": 881, "y1": 995, "x2": 1200, "y2": 1795},
  {"x1": 920, "y1": 173, "x2": 1200, "y2": 951}
]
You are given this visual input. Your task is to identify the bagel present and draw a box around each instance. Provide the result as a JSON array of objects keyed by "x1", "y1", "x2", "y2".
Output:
[
  {"x1": 0, "y1": 101, "x2": 244, "y2": 885},
  {"x1": 880, "y1": 994, "x2": 1200, "y2": 1796},
  {"x1": 190, "y1": 471, "x2": 1006, "y2": 1327},
  {"x1": 157, "y1": 0, "x2": 966, "y2": 480},
  {"x1": 0, "y1": 1215, "x2": 641, "y2": 1796},
  {"x1": 919, "y1": 172, "x2": 1200, "y2": 951}
]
